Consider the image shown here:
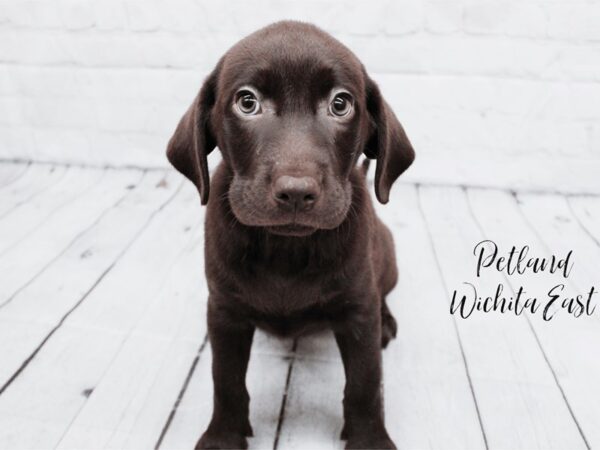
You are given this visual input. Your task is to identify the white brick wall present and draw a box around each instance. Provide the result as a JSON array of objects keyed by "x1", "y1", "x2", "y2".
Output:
[{"x1": 1, "y1": 0, "x2": 599, "y2": 192}]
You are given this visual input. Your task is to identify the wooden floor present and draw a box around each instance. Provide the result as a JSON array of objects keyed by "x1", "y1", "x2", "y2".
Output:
[{"x1": 0, "y1": 162, "x2": 599, "y2": 450}]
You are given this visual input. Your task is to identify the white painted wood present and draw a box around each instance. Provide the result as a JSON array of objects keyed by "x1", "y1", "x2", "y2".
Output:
[
  {"x1": 419, "y1": 186, "x2": 587, "y2": 450},
  {"x1": 0, "y1": 170, "x2": 178, "y2": 389},
  {"x1": 275, "y1": 332, "x2": 345, "y2": 450},
  {"x1": 0, "y1": 167, "x2": 105, "y2": 255},
  {"x1": 54, "y1": 183, "x2": 214, "y2": 449},
  {"x1": 401, "y1": 154, "x2": 600, "y2": 196},
  {"x1": 158, "y1": 331, "x2": 293, "y2": 450},
  {"x1": 469, "y1": 188, "x2": 600, "y2": 448},
  {"x1": 517, "y1": 193, "x2": 600, "y2": 297},
  {"x1": 569, "y1": 196, "x2": 600, "y2": 247},
  {"x1": 0, "y1": 169, "x2": 142, "y2": 305},
  {"x1": 0, "y1": 165, "x2": 67, "y2": 219},
  {"x1": 55, "y1": 213, "x2": 207, "y2": 450},
  {"x1": 0, "y1": 163, "x2": 29, "y2": 189},
  {"x1": 0, "y1": 172, "x2": 189, "y2": 450},
  {"x1": 376, "y1": 185, "x2": 487, "y2": 449},
  {"x1": 154, "y1": 342, "x2": 213, "y2": 450}
]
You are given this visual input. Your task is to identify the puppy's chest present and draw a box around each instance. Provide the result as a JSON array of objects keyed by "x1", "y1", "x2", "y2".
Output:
[
  {"x1": 240, "y1": 272, "x2": 345, "y2": 335},
  {"x1": 238, "y1": 267, "x2": 343, "y2": 314}
]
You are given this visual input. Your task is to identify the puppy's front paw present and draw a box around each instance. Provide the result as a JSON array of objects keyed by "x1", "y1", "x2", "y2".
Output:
[
  {"x1": 195, "y1": 432, "x2": 247, "y2": 450},
  {"x1": 345, "y1": 429, "x2": 396, "y2": 450},
  {"x1": 195, "y1": 423, "x2": 251, "y2": 450}
]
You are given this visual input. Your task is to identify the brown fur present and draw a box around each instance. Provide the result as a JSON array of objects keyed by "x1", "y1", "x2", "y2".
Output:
[{"x1": 166, "y1": 21, "x2": 414, "y2": 449}]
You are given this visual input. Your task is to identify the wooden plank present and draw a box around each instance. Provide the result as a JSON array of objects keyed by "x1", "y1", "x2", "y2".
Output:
[
  {"x1": 55, "y1": 192, "x2": 207, "y2": 449},
  {"x1": 149, "y1": 341, "x2": 212, "y2": 450},
  {"x1": 0, "y1": 169, "x2": 142, "y2": 305},
  {"x1": 0, "y1": 165, "x2": 67, "y2": 219},
  {"x1": 469, "y1": 188, "x2": 599, "y2": 448},
  {"x1": 569, "y1": 196, "x2": 600, "y2": 245},
  {"x1": 275, "y1": 332, "x2": 344, "y2": 450},
  {"x1": 516, "y1": 193, "x2": 600, "y2": 296},
  {"x1": 419, "y1": 186, "x2": 587, "y2": 450},
  {"x1": 0, "y1": 170, "x2": 178, "y2": 390},
  {"x1": 0, "y1": 163, "x2": 30, "y2": 189},
  {"x1": 568, "y1": 196, "x2": 600, "y2": 247},
  {"x1": 401, "y1": 154, "x2": 600, "y2": 196},
  {"x1": 0, "y1": 174, "x2": 193, "y2": 449},
  {"x1": 0, "y1": 166, "x2": 105, "y2": 255},
  {"x1": 158, "y1": 329, "x2": 293, "y2": 449},
  {"x1": 377, "y1": 185, "x2": 486, "y2": 449}
]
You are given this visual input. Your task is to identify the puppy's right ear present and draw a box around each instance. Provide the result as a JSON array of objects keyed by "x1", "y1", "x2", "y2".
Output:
[{"x1": 166, "y1": 65, "x2": 220, "y2": 205}]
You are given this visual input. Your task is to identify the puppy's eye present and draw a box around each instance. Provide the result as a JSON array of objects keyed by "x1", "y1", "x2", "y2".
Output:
[
  {"x1": 235, "y1": 90, "x2": 261, "y2": 115},
  {"x1": 329, "y1": 93, "x2": 353, "y2": 118}
]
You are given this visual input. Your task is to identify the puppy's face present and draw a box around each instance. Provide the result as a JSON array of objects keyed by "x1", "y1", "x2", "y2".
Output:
[
  {"x1": 167, "y1": 22, "x2": 415, "y2": 236},
  {"x1": 214, "y1": 28, "x2": 368, "y2": 236}
]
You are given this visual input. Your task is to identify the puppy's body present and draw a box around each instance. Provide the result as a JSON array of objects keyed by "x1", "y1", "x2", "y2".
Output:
[{"x1": 167, "y1": 21, "x2": 414, "y2": 449}]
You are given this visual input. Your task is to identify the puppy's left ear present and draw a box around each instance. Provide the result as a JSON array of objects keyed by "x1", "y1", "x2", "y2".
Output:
[
  {"x1": 166, "y1": 65, "x2": 220, "y2": 205},
  {"x1": 363, "y1": 76, "x2": 415, "y2": 204}
]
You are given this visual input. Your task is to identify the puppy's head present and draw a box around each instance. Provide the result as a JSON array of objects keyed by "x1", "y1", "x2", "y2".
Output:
[{"x1": 167, "y1": 21, "x2": 414, "y2": 237}]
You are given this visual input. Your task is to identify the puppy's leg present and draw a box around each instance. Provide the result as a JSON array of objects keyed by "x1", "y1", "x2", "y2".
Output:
[
  {"x1": 196, "y1": 299, "x2": 255, "y2": 450},
  {"x1": 334, "y1": 305, "x2": 396, "y2": 450},
  {"x1": 380, "y1": 299, "x2": 397, "y2": 348},
  {"x1": 375, "y1": 220, "x2": 398, "y2": 349}
]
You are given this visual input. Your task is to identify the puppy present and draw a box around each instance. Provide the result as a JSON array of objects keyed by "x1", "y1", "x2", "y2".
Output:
[{"x1": 167, "y1": 21, "x2": 415, "y2": 450}]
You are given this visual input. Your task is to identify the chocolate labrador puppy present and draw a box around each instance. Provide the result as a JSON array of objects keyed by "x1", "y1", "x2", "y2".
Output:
[{"x1": 167, "y1": 21, "x2": 414, "y2": 450}]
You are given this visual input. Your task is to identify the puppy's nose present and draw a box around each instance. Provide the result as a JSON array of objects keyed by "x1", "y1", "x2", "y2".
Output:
[{"x1": 273, "y1": 175, "x2": 320, "y2": 211}]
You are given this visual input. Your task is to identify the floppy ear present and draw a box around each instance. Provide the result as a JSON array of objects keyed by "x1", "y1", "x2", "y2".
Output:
[
  {"x1": 363, "y1": 77, "x2": 415, "y2": 204},
  {"x1": 166, "y1": 67, "x2": 219, "y2": 205}
]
